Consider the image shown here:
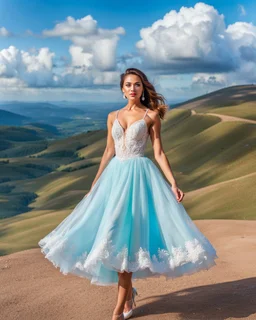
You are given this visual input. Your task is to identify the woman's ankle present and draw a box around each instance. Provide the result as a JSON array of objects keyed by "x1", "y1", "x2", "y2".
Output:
[
  {"x1": 113, "y1": 307, "x2": 123, "y2": 315},
  {"x1": 124, "y1": 299, "x2": 132, "y2": 312}
]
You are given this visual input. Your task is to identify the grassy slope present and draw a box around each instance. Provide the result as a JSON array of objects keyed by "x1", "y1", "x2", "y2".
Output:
[
  {"x1": 0, "y1": 86, "x2": 255, "y2": 255},
  {"x1": 176, "y1": 84, "x2": 256, "y2": 112},
  {"x1": 207, "y1": 102, "x2": 256, "y2": 120}
]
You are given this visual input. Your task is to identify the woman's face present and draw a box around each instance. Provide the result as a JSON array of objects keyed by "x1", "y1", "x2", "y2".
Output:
[{"x1": 122, "y1": 74, "x2": 143, "y2": 101}]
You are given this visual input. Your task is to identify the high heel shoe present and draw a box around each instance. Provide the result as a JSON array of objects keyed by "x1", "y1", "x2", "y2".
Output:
[{"x1": 123, "y1": 287, "x2": 138, "y2": 319}]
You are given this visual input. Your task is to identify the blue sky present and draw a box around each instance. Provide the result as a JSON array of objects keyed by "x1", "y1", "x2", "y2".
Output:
[{"x1": 0, "y1": 0, "x2": 255, "y2": 102}]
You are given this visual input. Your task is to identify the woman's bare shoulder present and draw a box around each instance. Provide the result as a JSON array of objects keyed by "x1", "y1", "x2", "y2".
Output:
[
  {"x1": 107, "y1": 109, "x2": 118, "y2": 123},
  {"x1": 147, "y1": 109, "x2": 160, "y2": 121},
  {"x1": 109, "y1": 109, "x2": 118, "y2": 115}
]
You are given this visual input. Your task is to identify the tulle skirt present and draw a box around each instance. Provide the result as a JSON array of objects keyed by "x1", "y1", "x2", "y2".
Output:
[{"x1": 38, "y1": 155, "x2": 218, "y2": 286}]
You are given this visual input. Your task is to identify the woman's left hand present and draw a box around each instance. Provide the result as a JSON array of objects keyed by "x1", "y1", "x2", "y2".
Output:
[{"x1": 172, "y1": 186, "x2": 185, "y2": 202}]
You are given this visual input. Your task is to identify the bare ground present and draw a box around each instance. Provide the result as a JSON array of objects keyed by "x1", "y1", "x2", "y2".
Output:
[{"x1": 1, "y1": 220, "x2": 256, "y2": 320}]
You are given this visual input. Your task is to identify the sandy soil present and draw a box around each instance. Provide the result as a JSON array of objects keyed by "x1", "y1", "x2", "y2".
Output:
[{"x1": 1, "y1": 220, "x2": 256, "y2": 320}]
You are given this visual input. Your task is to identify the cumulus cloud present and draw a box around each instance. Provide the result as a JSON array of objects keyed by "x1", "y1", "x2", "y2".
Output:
[
  {"x1": 42, "y1": 15, "x2": 98, "y2": 37},
  {"x1": 226, "y1": 22, "x2": 256, "y2": 82},
  {"x1": 136, "y1": 3, "x2": 235, "y2": 73},
  {"x1": 0, "y1": 45, "x2": 120, "y2": 89},
  {"x1": 0, "y1": 46, "x2": 55, "y2": 87},
  {"x1": 42, "y1": 15, "x2": 125, "y2": 71}
]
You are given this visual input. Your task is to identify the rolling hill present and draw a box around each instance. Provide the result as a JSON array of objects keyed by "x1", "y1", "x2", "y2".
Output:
[
  {"x1": 0, "y1": 109, "x2": 30, "y2": 125},
  {"x1": 175, "y1": 84, "x2": 256, "y2": 120}
]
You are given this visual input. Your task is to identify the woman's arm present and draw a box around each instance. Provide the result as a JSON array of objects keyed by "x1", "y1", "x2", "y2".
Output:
[
  {"x1": 149, "y1": 111, "x2": 185, "y2": 202},
  {"x1": 85, "y1": 112, "x2": 115, "y2": 195}
]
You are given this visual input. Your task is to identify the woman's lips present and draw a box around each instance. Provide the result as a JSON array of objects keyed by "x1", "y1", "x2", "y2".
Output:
[{"x1": 130, "y1": 93, "x2": 136, "y2": 96}]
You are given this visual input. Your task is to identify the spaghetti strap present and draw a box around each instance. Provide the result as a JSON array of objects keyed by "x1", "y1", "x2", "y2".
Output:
[
  {"x1": 143, "y1": 108, "x2": 149, "y2": 119},
  {"x1": 116, "y1": 109, "x2": 119, "y2": 119}
]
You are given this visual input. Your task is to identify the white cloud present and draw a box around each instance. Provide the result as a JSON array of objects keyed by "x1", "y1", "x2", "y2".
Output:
[
  {"x1": 0, "y1": 86, "x2": 121, "y2": 102},
  {"x1": 0, "y1": 77, "x2": 26, "y2": 88},
  {"x1": 1, "y1": 5, "x2": 256, "y2": 101},
  {"x1": 192, "y1": 73, "x2": 227, "y2": 87},
  {"x1": 43, "y1": 15, "x2": 125, "y2": 72},
  {"x1": 69, "y1": 45, "x2": 93, "y2": 68},
  {"x1": 42, "y1": 15, "x2": 98, "y2": 37},
  {"x1": 0, "y1": 45, "x2": 120, "y2": 89},
  {"x1": 226, "y1": 22, "x2": 256, "y2": 82},
  {"x1": 238, "y1": 4, "x2": 246, "y2": 16},
  {"x1": 92, "y1": 71, "x2": 119, "y2": 85},
  {"x1": 0, "y1": 46, "x2": 56, "y2": 87},
  {"x1": 136, "y1": 3, "x2": 234, "y2": 73},
  {"x1": 226, "y1": 22, "x2": 256, "y2": 43}
]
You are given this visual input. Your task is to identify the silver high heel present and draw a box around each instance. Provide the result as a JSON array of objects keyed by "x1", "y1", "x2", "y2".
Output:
[{"x1": 123, "y1": 287, "x2": 138, "y2": 319}]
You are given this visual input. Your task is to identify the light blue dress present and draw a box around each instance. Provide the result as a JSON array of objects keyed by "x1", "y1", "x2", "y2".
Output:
[{"x1": 38, "y1": 108, "x2": 218, "y2": 286}]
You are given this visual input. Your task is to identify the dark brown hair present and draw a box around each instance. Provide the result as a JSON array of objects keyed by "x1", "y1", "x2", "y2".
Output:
[{"x1": 120, "y1": 68, "x2": 169, "y2": 119}]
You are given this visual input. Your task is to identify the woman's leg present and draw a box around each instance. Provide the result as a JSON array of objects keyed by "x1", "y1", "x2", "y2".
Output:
[
  {"x1": 112, "y1": 271, "x2": 133, "y2": 319},
  {"x1": 123, "y1": 281, "x2": 132, "y2": 313}
]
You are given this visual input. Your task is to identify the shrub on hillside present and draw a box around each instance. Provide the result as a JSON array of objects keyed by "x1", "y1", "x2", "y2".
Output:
[
  {"x1": 61, "y1": 162, "x2": 97, "y2": 172},
  {"x1": 38, "y1": 150, "x2": 76, "y2": 158},
  {"x1": 23, "y1": 163, "x2": 52, "y2": 172},
  {"x1": 0, "y1": 160, "x2": 9, "y2": 164}
]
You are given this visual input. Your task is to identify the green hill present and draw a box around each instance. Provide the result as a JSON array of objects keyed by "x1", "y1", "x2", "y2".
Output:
[
  {"x1": 0, "y1": 85, "x2": 255, "y2": 255},
  {"x1": 0, "y1": 109, "x2": 30, "y2": 125},
  {"x1": 0, "y1": 123, "x2": 61, "y2": 157},
  {"x1": 175, "y1": 84, "x2": 256, "y2": 112},
  {"x1": 0, "y1": 102, "x2": 86, "y2": 125}
]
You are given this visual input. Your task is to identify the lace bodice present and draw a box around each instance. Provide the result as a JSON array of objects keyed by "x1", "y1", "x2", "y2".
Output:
[{"x1": 112, "y1": 108, "x2": 150, "y2": 160}]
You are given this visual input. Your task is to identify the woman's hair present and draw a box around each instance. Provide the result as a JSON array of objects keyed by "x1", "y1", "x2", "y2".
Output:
[{"x1": 120, "y1": 68, "x2": 169, "y2": 119}]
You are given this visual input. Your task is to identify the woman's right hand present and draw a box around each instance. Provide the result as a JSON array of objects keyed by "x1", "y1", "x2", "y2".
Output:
[
  {"x1": 84, "y1": 182, "x2": 96, "y2": 198},
  {"x1": 84, "y1": 188, "x2": 92, "y2": 198}
]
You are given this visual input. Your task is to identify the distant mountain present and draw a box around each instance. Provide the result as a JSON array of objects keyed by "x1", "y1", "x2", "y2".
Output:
[
  {"x1": 0, "y1": 102, "x2": 86, "y2": 125},
  {"x1": 0, "y1": 109, "x2": 30, "y2": 125}
]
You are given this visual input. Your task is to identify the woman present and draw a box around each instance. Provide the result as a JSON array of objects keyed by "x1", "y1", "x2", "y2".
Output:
[{"x1": 38, "y1": 68, "x2": 218, "y2": 320}]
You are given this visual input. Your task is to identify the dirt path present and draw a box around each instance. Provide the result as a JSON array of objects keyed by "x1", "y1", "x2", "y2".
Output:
[
  {"x1": 1, "y1": 220, "x2": 256, "y2": 320},
  {"x1": 192, "y1": 109, "x2": 256, "y2": 124}
]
